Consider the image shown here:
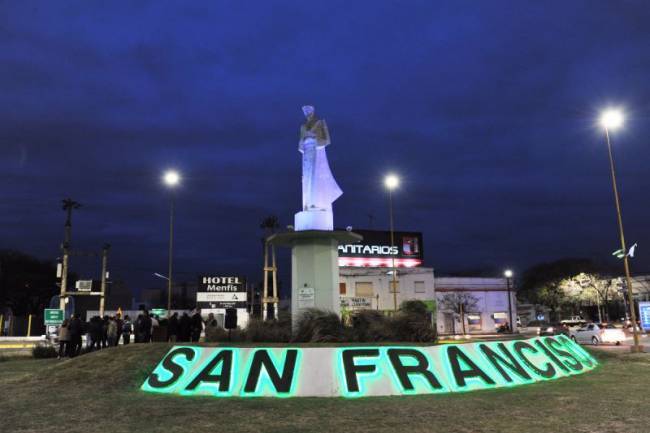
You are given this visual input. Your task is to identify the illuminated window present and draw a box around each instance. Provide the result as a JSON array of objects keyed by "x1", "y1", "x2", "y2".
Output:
[
  {"x1": 355, "y1": 282, "x2": 373, "y2": 297},
  {"x1": 389, "y1": 280, "x2": 400, "y2": 293},
  {"x1": 467, "y1": 314, "x2": 482, "y2": 332},
  {"x1": 493, "y1": 312, "x2": 508, "y2": 325},
  {"x1": 414, "y1": 281, "x2": 425, "y2": 293},
  {"x1": 339, "y1": 282, "x2": 347, "y2": 295}
]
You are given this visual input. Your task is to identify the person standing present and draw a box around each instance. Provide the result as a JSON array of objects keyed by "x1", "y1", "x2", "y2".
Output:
[
  {"x1": 190, "y1": 310, "x2": 203, "y2": 342},
  {"x1": 100, "y1": 316, "x2": 109, "y2": 348},
  {"x1": 67, "y1": 314, "x2": 82, "y2": 357},
  {"x1": 167, "y1": 312, "x2": 179, "y2": 342},
  {"x1": 150, "y1": 314, "x2": 160, "y2": 342},
  {"x1": 122, "y1": 315, "x2": 132, "y2": 345},
  {"x1": 179, "y1": 312, "x2": 191, "y2": 342},
  {"x1": 115, "y1": 314, "x2": 123, "y2": 346},
  {"x1": 88, "y1": 316, "x2": 102, "y2": 350},
  {"x1": 204, "y1": 313, "x2": 219, "y2": 343},
  {"x1": 138, "y1": 311, "x2": 152, "y2": 343},
  {"x1": 57, "y1": 319, "x2": 70, "y2": 358},
  {"x1": 107, "y1": 317, "x2": 118, "y2": 347}
]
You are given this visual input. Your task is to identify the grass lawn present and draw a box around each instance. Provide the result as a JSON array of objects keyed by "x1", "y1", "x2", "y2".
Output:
[{"x1": 0, "y1": 344, "x2": 648, "y2": 433}]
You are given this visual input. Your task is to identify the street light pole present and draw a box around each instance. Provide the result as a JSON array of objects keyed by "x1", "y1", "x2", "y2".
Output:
[
  {"x1": 163, "y1": 170, "x2": 180, "y2": 318},
  {"x1": 603, "y1": 123, "x2": 641, "y2": 352},
  {"x1": 504, "y1": 269, "x2": 514, "y2": 333},
  {"x1": 388, "y1": 187, "x2": 397, "y2": 311},
  {"x1": 167, "y1": 193, "x2": 174, "y2": 317},
  {"x1": 384, "y1": 174, "x2": 399, "y2": 311}
]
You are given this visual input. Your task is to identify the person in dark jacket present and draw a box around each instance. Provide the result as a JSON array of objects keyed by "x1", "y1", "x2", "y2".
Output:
[
  {"x1": 167, "y1": 313, "x2": 179, "y2": 342},
  {"x1": 122, "y1": 315, "x2": 132, "y2": 345},
  {"x1": 190, "y1": 310, "x2": 203, "y2": 342},
  {"x1": 100, "y1": 315, "x2": 109, "y2": 348},
  {"x1": 67, "y1": 314, "x2": 83, "y2": 357},
  {"x1": 136, "y1": 311, "x2": 152, "y2": 343},
  {"x1": 88, "y1": 316, "x2": 103, "y2": 350},
  {"x1": 178, "y1": 313, "x2": 191, "y2": 342}
]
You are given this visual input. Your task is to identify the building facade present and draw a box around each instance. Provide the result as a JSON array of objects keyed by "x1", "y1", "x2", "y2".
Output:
[
  {"x1": 435, "y1": 277, "x2": 517, "y2": 335},
  {"x1": 339, "y1": 266, "x2": 435, "y2": 311},
  {"x1": 337, "y1": 229, "x2": 435, "y2": 312}
]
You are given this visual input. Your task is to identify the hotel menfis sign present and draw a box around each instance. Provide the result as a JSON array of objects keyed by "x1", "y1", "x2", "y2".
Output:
[{"x1": 141, "y1": 336, "x2": 597, "y2": 398}]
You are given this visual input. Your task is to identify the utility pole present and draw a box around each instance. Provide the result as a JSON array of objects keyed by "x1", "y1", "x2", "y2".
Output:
[
  {"x1": 605, "y1": 127, "x2": 642, "y2": 352},
  {"x1": 60, "y1": 198, "x2": 81, "y2": 311},
  {"x1": 99, "y1": 244, "x2": 110, "y2": 317}
]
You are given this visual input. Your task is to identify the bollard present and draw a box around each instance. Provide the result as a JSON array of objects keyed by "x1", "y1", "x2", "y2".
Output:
[{"x1": 27, "y1": 314, "x2": 32, "y2": 337}]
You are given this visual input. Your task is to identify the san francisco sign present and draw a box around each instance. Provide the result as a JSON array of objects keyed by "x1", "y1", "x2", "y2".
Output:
[{"x1": 141, "y1": 335, "x2": 597, "y2": 398}]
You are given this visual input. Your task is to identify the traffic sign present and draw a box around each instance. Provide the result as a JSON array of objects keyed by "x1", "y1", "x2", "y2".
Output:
[
  {"x1": 150, "y1": 308, "x2": 167, "y2": 317},
  {"x1": 44, "y1": 309, "x2": 64, "y2": 325},
  {"x1": 639, "y1": 301, "x2": 650, "y2": 332}
]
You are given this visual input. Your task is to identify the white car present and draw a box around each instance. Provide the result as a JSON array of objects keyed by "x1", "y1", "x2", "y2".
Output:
[{"x1": 570, "y1": 323, "x2": 626, "y2": 345}]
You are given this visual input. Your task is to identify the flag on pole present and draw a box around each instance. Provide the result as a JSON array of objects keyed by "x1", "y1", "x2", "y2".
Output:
[{"x1": 612, "y1": 243, "x2": 637, "y2": 259}]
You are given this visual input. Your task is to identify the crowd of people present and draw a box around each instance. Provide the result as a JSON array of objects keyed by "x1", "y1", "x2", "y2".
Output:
[{"x1": 56, "y1": 309, "x2": 220, "y2": 358}]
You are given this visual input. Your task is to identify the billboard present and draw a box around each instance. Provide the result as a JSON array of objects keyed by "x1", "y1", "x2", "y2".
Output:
[
  {"x1": 337, "y1": 229, "x2": 423, "y2": 267},
  {"x1": 196, "y1": 276, "x2": 247, "y2": 309}
]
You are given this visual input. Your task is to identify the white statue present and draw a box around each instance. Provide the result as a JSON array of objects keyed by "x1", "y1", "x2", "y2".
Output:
[{"x1": 294, "y1": 105, "x2": 342, "y2": 231}]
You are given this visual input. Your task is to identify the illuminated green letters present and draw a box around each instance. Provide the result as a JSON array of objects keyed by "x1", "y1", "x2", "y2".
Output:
[{"x1": 141, "y1": 336, "x2": 598, "y2": 398}]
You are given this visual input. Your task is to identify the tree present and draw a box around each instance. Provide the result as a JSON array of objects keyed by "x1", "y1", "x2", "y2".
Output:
[
  {"x1": 518, "y1": 258, "x2": 600, "y2": 320},
  {"x1": 561, "y1": 273, "x2": 621, "y2": 322},
  {"x1": 0, "y1": 250, "x2": 63, "y2": 316},
  {"x1": 437, "y1": 293, "x2": 479, "y2": 335}
]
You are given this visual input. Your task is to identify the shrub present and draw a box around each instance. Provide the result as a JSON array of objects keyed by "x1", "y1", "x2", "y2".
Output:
[
  {"x1": 391, "y1": 300, "x2": 437, "y2": 342},
  {"x1": 245, "y1": 314, "x2": 291, "y2": 342},
  {"x1": 292, "y1": 309, "x2": 345, "y2": 343},
  {"x1": 204, "y1": 326, "x2": 246, "y2": 343},
  {"x1": 32, "y1": 344, "x2": 58, "y2": 359},
  {"x1": 350, "y1": 310, "x2": 394, "y2": 342}
]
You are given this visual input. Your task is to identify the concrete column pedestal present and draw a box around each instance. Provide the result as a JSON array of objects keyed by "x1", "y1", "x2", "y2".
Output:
[{"x1": 268, "y1": 230, "x2": 362, "y2": 327}]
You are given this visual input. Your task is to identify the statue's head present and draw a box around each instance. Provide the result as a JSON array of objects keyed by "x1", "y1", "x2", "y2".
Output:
[{"x1": 302, "y1": 105, "x2": 315, "y2": 118}]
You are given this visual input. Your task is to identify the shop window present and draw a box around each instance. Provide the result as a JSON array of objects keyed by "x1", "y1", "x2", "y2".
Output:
[
  {"x1": 355, "y1": 282, "x2": 373, "y2": 297},
  {"x1": 467, "y1": 314, "x2": 482, "y2": 332},
  {"x1": 414, "y1": 281, "x2": 425, "y2": 293},
  {"x1": 339, "y1": 282, "x2": 347, "y2": 295},
  {"x1": 493, "y1": 312, "x2": 508, "y2": 325}
]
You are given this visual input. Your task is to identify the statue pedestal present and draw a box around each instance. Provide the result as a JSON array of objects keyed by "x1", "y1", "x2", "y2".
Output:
[
  {"x1": 268, "y1": 230, "x2": 362, "y2": 328},
  {"x1": 294, "y1": 209, "x2": 333, "y2": 231}
]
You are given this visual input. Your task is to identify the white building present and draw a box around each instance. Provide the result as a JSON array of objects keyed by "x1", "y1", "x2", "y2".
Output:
[
  {"x1": 435, "y1": 277, "x2": 517, "y2": 335},
  {"x1": 339, "y1": 267, "x2": 435, "y2": 311}
]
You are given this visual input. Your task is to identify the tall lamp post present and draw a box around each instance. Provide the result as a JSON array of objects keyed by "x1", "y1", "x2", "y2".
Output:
[
  {"x1": 504, "y1": 269, "x2": 514, "y2": 332},
  {"x1": 384, "y1": 174, "x2": 399, "y2": 311},
  {"x1": 163, "y1": 170, "x2": 180, "y2": 318},
  {"x1": 599, "y1": 110, "x2": 642, "y2": 353}
]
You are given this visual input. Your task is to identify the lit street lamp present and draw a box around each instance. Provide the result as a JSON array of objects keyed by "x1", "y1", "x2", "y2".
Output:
[
  {"x1": 599, "y1": 109, "x2": 642, "y2": 353},
  {"x1": 384, "y1": 174, "x2": 399, "y2": 311},
  {"x1": 163, "y1": 170, "x2": 180, "y2": 318},
  {"x1": 504, "y1": 269, "x2": 514, "y2": 332}
]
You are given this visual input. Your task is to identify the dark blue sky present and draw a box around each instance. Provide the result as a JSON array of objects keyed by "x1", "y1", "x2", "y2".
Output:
[{"x1": 2, "y1": 1, "x2": 650, "y2": 292}]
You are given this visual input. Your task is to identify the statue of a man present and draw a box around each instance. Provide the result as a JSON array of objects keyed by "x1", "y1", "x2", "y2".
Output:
[{"x1": 296, "y1": 106, "x2": 342, "y2": 230}]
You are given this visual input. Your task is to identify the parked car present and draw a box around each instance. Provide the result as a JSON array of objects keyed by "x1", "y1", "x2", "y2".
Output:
[
  {"x1": 561, "y1": 317, "x2": 587, "y2": 328},
  {"x1": 570, "y1": 323, "x2": 626, "y2": 345},
  {"x1": 518, "y1": 320, "x2": 549, "y2": 335},
  {"x1": 538, "y1": 322, "x2": 570, "y2": 337}
]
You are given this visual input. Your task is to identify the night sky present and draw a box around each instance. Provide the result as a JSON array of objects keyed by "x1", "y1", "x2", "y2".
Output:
[{"x1": 2, "y1": 1, "x2": 650, "y2": 295}]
